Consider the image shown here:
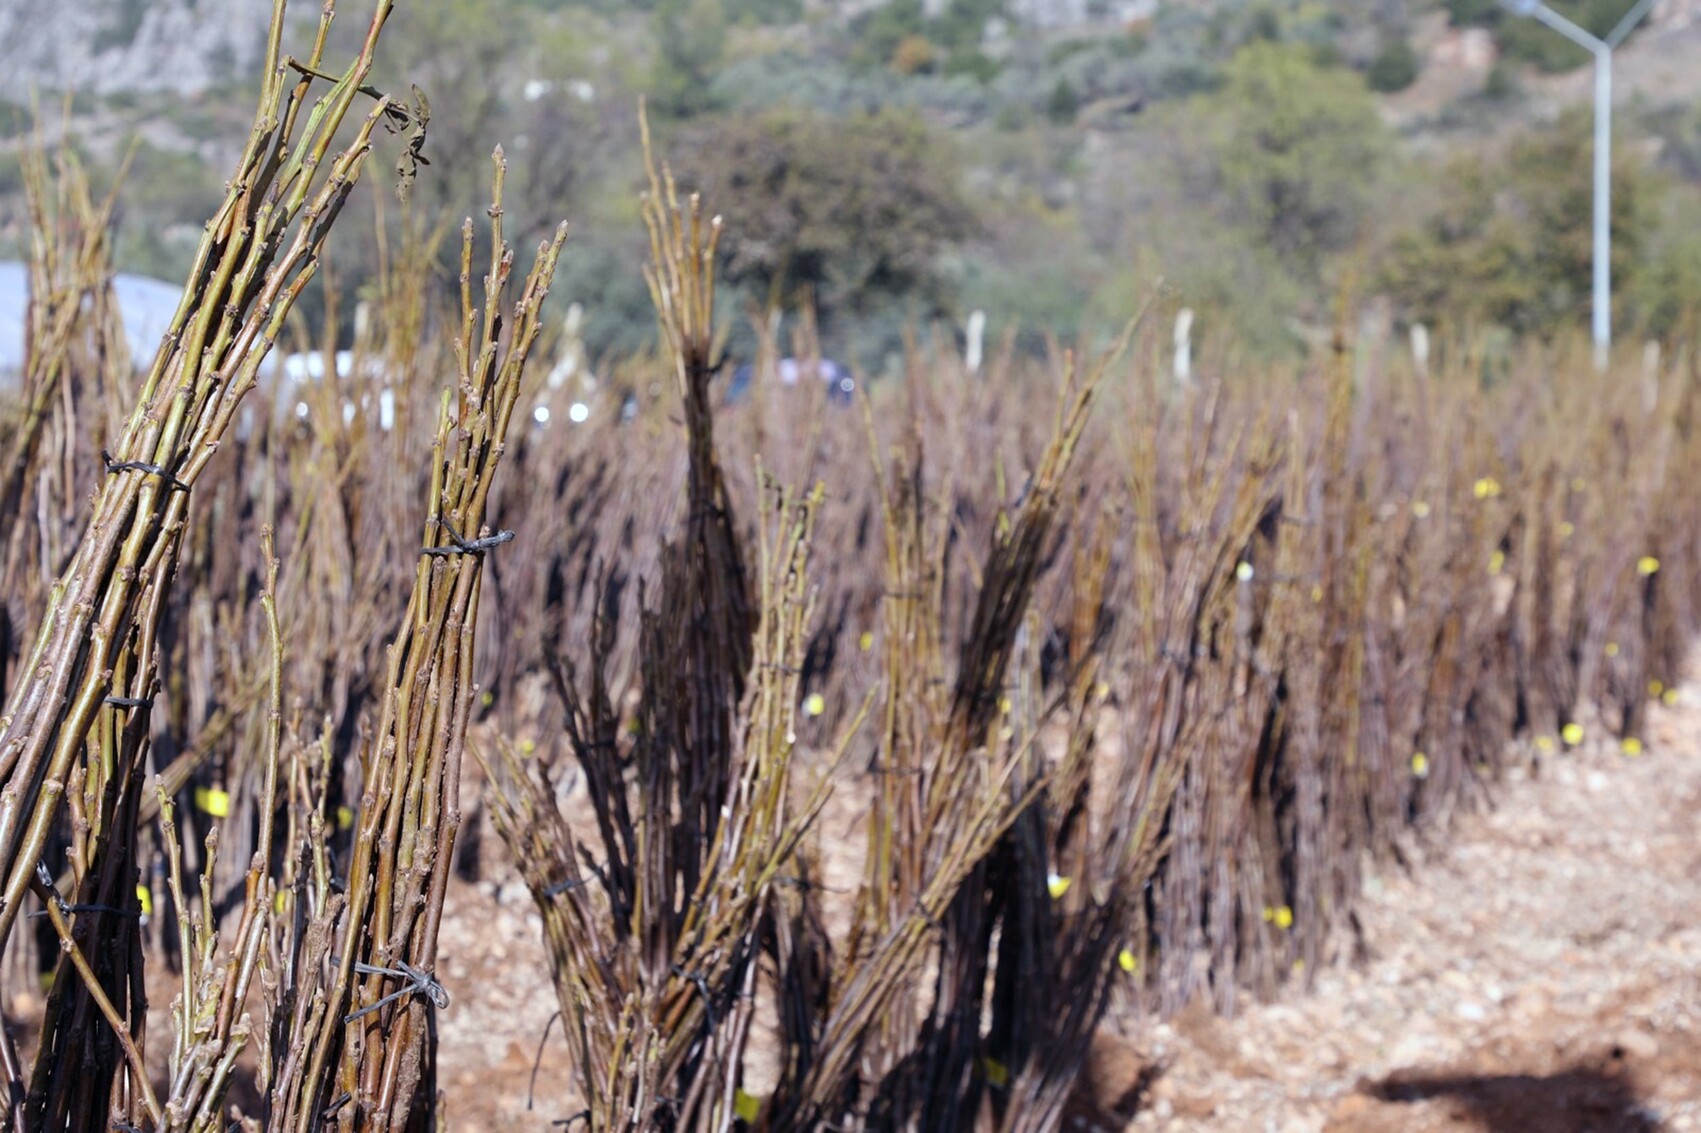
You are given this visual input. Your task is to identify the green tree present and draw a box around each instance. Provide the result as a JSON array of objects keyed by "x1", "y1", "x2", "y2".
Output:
[
  {"x1": 1366, "y1": 37, "x2": 1420, "y2": 92},
  {"x1": 1381, "y1": 112, "x2": 1660, "y2": 337},
  {"x1": 1448, "y1": 0, "x2": 1650, "y2": 73},
  {"x1": 1047, "y1": 78, "x2": 1080, "y2": 124},
  {"x1": 649, "y1": 0, "x2": 729, "y2": 119},
  {"x1": 676, "y1": 107, "x2": 977, "y2": 334},
  {"x1": 1207, "y1": 43, "x2": 1392, "y2": 272},
  {"x1": 851, "y1": 0, "x2": 927, "y2": 70}
]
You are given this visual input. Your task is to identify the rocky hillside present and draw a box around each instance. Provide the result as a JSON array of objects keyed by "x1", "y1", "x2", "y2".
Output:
[{"x1": 0, "y1": 0, "x2": 285, "y2": 100}]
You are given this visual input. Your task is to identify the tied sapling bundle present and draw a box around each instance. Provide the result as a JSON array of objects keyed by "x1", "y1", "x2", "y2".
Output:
[
  {"x1": 0, "y1": 0, "x2": 415, "y2": 1122},
  {"x1": 268, "y1": 151, "x2": 567, "y2": 1131}
]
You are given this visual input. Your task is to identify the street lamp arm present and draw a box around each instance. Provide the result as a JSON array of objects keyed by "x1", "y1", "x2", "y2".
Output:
[
  {"x1": 1497, "y1": 0, "x2": 1606, "y2": 53},
  {"x1": 1498, "y1": 0, "x2": 1647, "y2": 370},
  {"x1": 1606, "y1": 0, "x2": 1656, "y2": 47}
]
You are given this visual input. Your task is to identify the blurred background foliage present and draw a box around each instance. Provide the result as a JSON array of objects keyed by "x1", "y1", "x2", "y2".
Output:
[{"x1": 3, "y1": 0, "x2": 1700, "y2": 372}]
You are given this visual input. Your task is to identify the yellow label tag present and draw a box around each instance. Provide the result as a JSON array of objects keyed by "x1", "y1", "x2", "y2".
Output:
[
  {"x1": 859, "y1": 631, "x2": 874, "y2": 651},
  {"x1": 1410, "y1": 752, "x2": 1430, "y2": 779},
  {"x1": 1561, "y1": 722, "x2": 1584, "y2": 747},
  {"x1": 337, "y1": 805, "x2": 355, "y2": 831},
  {"x1": 195, "y1": 787, "x2": 231, "y2": 818},
  {"x1": 981, "y1": 1057, "x2": 1009, "y2": 1088},
  {"x1": 803, "y1": 693, "x2": 826, "y2": 717},
  {"x1": 1638, "y1": 555, "x2": 1660, "y2": 576},
  {"x1": 273, "y1": 889, "x2": 287, "y2": 913},
  {"x1": 1118, "y1": 948, "x2": 1139, "y2": 974},
  {"x1": 1274, "y1": 905, "x2": 1294, "y2": 930},
  {"x1": 734, "y1": 1088, "x2": 761, "y2": 1123},
  {"x1": 1046, "y1": 873, "x2": 1071, "y2": 899},
  {"x1": 1620, "y1": 737, "x2": 1644, "y2": 757},
  {"x1": 136, "y1": 885, "x2": 153, "y2": 916}
]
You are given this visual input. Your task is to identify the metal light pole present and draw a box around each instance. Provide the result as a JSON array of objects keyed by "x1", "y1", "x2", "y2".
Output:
[{"x1": 1500, "y1": 0, "x2": 1655, "y2": 370}]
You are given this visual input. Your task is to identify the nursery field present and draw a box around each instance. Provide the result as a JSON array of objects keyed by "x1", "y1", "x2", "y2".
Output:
[
  {"x1": 429, "y1": 666, "x2": 1701, "y2": 1131},
  {"x1": 3, "y1": 3, "x2": 1701, "y2": 1131}
]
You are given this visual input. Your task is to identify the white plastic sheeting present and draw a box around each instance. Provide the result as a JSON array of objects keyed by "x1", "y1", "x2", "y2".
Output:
[{"x1": 0, "y1": 260, "x2": 183, "y2": 386}]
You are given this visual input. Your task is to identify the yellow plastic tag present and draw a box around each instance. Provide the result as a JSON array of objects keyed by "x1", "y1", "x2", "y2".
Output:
[
  {"x1": 859, "y1": 631, "x2": 874, "y2": 651},
  {"x1": 136, "y1": 885, "x2": 153, "y2": 916},
  {"x1": 1410, "y1": 752, "x2": 1430, "y2": 779},
  {"x1": 337, "y1": 805, "x2": 355, "y2": 831},
  {"x1": 734, "y1": 1089, "x2": 761, "y2": 1123},
  {"x1": 1273, "y1": 906, "x2": 1294, "y2": 930},
  {"x1": 1046, "y1": 873, "x2": 1071, "y2": 899},
  {"x1": 195, "y1": 786, "x2": 231, "y2": 818},
  {"x1": 981, "y1": 1057, "x2": 1009, "y2": 1088},
  {"x1": 1561, "y1": 722, "x2": 1584, "y2": 746},
  {"x1": 1118, "y1": 948, "x2": 1139, "y2": 974},
  {"x1": 803, "y1": 693, "x2": 826, "y2": 717},
  {"x1": 273, "y1": 889, "x2": 287, "y2": 913},
  {"x1": 1620, "y1": 737, "x2": 1644, "y2": 757}
]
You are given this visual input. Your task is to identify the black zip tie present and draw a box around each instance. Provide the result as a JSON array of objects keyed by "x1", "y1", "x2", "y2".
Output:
[
  {"x1": 102, "y1": 449, "x2": 190, "y2": 493},
  {"x1": 542, "y1": 874, "x2": 593, "y2": 898},
  {"x1": 527, "y1": 1011, "x2": 562, "y2": 1112},
  {"x1": 670, "y1": 963, "x2": 718, "y2": 1029},
  {"x1": 29, "y1": 902, "x2": 137, "y2": 920},
  {"x1": 345, "y1": 960, "x2": 449, "y2": 1023},
  {"x1": 776, "y1": 875, "x2": 851, "y2": 895},
  {"x1": 553, "y1": 1112, "x2": 591, "y2": 1130},
  {"x1": 104, "y1": 696, "x2": 153, "y2": 709},
  {"x1": 34, "y1": 862, "x2": 71, "y2": 918},
  {"x1": 422, "y1": 517, "x2": 516, "y2": 558}
]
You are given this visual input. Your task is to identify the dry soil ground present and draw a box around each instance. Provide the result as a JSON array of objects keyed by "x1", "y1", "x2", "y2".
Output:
[{"x1": 436, "y1": 668, "x2": 1701, "y2": 1131}]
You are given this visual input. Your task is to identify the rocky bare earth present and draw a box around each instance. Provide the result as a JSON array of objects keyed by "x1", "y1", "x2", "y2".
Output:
[{"x1": 433, "y1": 658, "x2": 1701, "y2": 1131}]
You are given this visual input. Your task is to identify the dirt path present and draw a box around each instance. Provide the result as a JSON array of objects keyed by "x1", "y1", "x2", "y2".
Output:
[
  {"x1": 1096, "y1": 670, "x2": 1701, "y2": 1133},
  {"x1": 435, "y1": 671, "x2": 1701, "y2": 1131}
]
